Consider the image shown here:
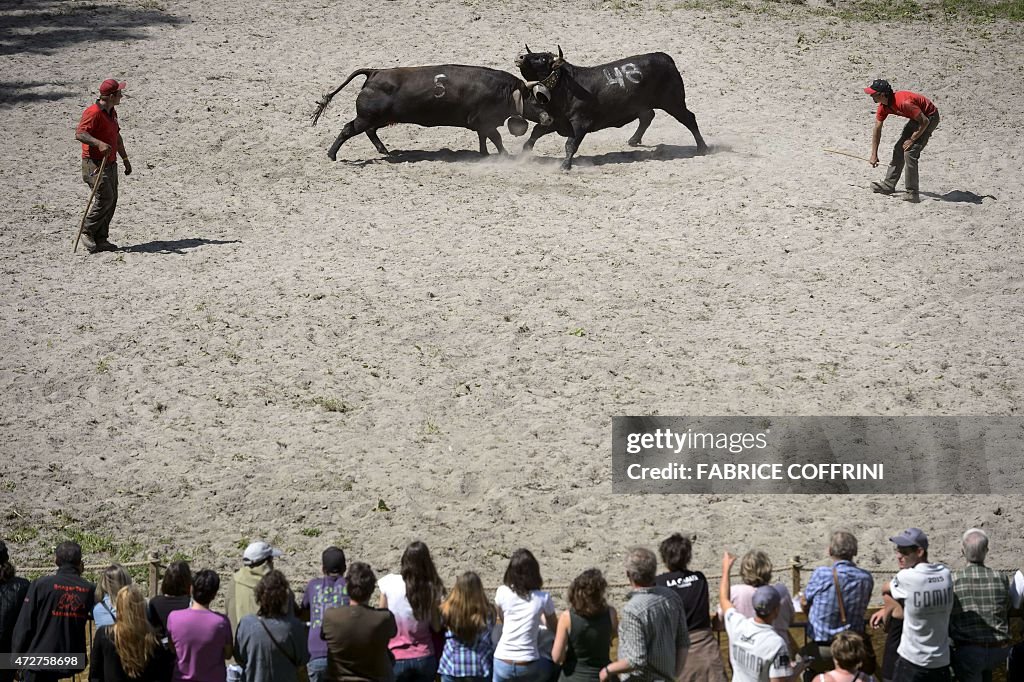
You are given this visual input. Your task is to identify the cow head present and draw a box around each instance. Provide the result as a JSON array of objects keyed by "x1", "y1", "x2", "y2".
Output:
[{"x1": 516, "y1": 45, "x2": 565, "y2": 100}]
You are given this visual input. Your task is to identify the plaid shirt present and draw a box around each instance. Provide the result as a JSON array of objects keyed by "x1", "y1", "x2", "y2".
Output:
[
  {"x1": 437, "y1": 626, "x2": 494, "y2": 677},
  {"x1": 619, "y1": 586, "x2": 689, "y2": 682},
  {"x1": 950, "y1": 563, "x2": 1010, "y2": 644},
  {"x1": 804, "y1": 560, "x2": 874, "y2": 641}
]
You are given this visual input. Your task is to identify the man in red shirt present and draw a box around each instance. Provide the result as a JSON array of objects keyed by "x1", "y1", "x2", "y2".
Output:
[
  {"x1": 865, "y1": 79, "x2": 940, "y2": 204},
  {"x1": 74, "y1": 78, "x2": 133, "y2": 253}
]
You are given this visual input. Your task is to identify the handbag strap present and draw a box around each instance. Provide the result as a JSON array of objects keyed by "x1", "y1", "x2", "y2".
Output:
[
  {"x1": 258, "y1": 617, "x2": 299, "y2": 667},
  {"x1": 832, "y1": 565, "x2": 847, "y2": 625}
]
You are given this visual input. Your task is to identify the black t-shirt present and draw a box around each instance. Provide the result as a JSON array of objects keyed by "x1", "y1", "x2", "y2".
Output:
[
  {"x1": 146, "y1": 595, "x2": 191, "y2": 639},
  {"x1": 654, "y1": 570, "x2": 711, "y2": 631},
  {"x1": 90, "y1": 625, "x2": 174, "y2": 682}
]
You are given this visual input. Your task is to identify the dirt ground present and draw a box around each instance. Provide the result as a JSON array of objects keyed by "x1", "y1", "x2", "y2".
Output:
[{"x1": 2, "y1": 0, "x2": 1023, "y2": 592}]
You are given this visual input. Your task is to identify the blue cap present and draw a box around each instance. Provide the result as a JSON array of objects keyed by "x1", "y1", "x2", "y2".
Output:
[
  {"x1": 890, "y1": 528, "x2": 929, "y2": 550},
  {"x1": 752, "y1": 585, "x2": 781, "y2": 616}
]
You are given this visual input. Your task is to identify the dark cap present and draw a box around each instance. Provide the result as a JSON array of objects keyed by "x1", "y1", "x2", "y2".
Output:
[
  {"x1": 890, "y1": 528, "x2": 928, "y2": 550},
  {"x1": 322, "y1": 546, "x2": 347, "y2": 574},
  {"x1": 752, "y1": 585, "x2": 781, "y2": 616},
  {"x1": 0, "y1": 540, "x2": 8, "y2": 565},
  {"x1": 864, "y1": 79, "x2": 892, "y2": 96}
]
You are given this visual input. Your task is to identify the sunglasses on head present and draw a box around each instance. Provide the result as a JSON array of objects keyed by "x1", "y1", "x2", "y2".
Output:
[{"x1": 896, "y1": 545, "x2": 919, "y2": 555}]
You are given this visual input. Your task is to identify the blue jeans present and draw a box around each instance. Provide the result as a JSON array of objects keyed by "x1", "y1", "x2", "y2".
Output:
[
  {"x1": 950, "y1": 645, "x2": 1010, "y2": 682},
  {"x1": 492, "y1": 659, "x2": 543, "y2": 682},
  {"x1": 442, "y1": 676, "x2": 489, "y2": 682},
  {"x1": 307, "y1": 657, "x2": 329, "y2": 682},
  {"x1": 394, "y1": 655, "x2": 437, "y2": 682}
]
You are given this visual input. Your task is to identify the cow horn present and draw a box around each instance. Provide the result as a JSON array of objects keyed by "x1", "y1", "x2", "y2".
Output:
[
  {"x1": 557, "y1": 45, "x2": 564, "y2": 60},
  {"x1": 525, "y1": 44, "x2": 533, "y2": 54},
  {"x1": 552, "y1": 45, "x2": 564, "y2": 69}
]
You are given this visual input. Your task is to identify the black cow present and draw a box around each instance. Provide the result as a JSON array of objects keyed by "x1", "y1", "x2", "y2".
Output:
[
  {"x1": 516, "y1": 47, "x2": 708, "y2": 170},
  {"x1": 311, "y1": 65, "x2": 553, "y2": 160}
]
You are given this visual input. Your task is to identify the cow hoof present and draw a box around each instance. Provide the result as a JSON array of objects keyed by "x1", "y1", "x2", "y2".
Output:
[
  {"x1": 696, "y1": 145, "x2": 709, "y2": 156},
  {"x1": 627, "y1": 138, "x2": 642, "y2": 147},
  {"x1": 327, "y1": 151, "x2": 337, "y2": 161},
  {"x1": 560, "y1": 163, "x2": 573, "y2": 172}
]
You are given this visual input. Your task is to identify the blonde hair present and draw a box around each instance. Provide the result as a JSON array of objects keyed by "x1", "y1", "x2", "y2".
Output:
[
  {"x1": 96, "y1": 564, "x2": 132, "y2": 605},
  {"x1": 441, "y1": 572, "x2": 494, "y2": 643},
  {"x1": 739, "y1": 550, "x2": 773, "y2": 587},
  {"x1": 111, "y1": 585, "x2": 160, "y2": 678}
]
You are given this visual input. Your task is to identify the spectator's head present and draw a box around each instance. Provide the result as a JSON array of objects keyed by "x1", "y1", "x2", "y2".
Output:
[
  {"x1": 658, "y1": 533, "x2": 694, "y2": 572},
  {"x1": 568, "y1": 568, "x2": 608, "y2": 617},
  {"x1": 0, "y1": 540, "x2": 13, "y2": 582},
  {"x1": 829, "y1": 530, "x2": 858, "y2": 561},
  {"x1": 503, "y1": 548, "x2": 544, "y2": 598},
  {"x1": 625, "y1": 546, "x2": 657, "y2": 587},
  {"x1": 345, "y1": 562, "x2": 376, "y2": 604},
  {"x1": 96, "y1": 563, "x2": 132, "y2": 604},
  {"x1": 255, "y1": 569, "x2": 291, "y2": 618},
  {"x1": 55, "y1": 541, "x2": 83, "y2": 572},
  {"x1": 752, "y1": 584, "x2": 781, "y2": 623},
  {"x1": 962, "y1": 528, "x2": 989, "y2": 564},
  {"x1": 161, "y1": 560, "x2": 192, "y2": 597},
  {"x1": 322, "y1": 546, "x2": 346, "y2": 576},
  {"x1": 890, "y1": 528, "x2": 929, "y2": 567},
  {"x1": 441, "y1": 571, "x2": 493, "y2": 643},
  {"x1": 113, "y1": 584, "x2": 160, "y2": 677},
  {"x1": 191, "y1": 569, "x2": 220, "y2": 607},
  {"x1": 831, "y1": 630, "x2": 868, "y2": 672},
  {"x1": 739, "y1": 550, "x2": 773, "y2": 587},
  {"x1": 401, "y1": 541, "x2": 445, "y2": 621},
  {"x1": 242, "y1": 541, "x2": 283, "y2": 569}
]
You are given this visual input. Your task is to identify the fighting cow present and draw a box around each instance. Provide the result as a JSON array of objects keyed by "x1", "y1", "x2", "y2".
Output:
[
  {"x1": 516, "y1": 46, "x2": 708, "y2": 170},
  {"x1": 311, "y1": 65, "x2": 553, "y2": 160}
]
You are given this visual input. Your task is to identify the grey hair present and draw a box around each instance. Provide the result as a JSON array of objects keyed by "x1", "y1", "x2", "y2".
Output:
[
  {"x1": 962, "y1": 528, "x2": 989, "y2": 563},
  {"x1": 829, "y1": 530, "x2": 859, "y2": 561},
  {"x1": 625, "y1": 546, "x2": 657, "y2": 586}
]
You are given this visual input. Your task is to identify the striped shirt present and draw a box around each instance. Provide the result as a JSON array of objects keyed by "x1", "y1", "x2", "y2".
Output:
[
  {"x1": 950, "y1": 563, "x2": 1011, "y2": 644},
  {"x1": 619, "y1": 586, "x2": 689, "y2": 682}
]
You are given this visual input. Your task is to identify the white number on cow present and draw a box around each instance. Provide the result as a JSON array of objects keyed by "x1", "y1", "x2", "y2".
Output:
[
  {"x1": 603, "y1": 64, "x2": 642, "y2": 88},
  {"x1": 434, "y1": 74, "x2": 448, "y2": 98}
]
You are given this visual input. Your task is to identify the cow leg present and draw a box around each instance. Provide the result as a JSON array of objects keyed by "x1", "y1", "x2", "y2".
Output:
[
  {"x1": 328, "y1": 117, "x2": 372, "y2": 161},
  {"x1": 666, "y1": 104, "x2": 709, "y2": 154},
  {"x1": 522, "y1": 124, "x2": 555, "y2": 153},
  {"x1": 562, "y1": 130, "x2": 587, "y2": 171},
  {"x1": 628, "y1": 109, "x2": 656, "y2": 147},
  {"x1": 486, "y1": 130, "x2": 507, "y2": 155},
  {"x1": 365, "y1": 128, "x2": 392, "y2": 156},
  {"x1": 477, "y1": 131, "x2": 491, "y2": 156}
]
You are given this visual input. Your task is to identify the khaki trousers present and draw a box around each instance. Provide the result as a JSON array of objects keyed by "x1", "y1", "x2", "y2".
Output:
[
  {"x1": 81, "y1": 158, "x2": 119, "y2": 241},
  {"x1": 883, "y1": 112, "x2": 940, "y2": 192}
]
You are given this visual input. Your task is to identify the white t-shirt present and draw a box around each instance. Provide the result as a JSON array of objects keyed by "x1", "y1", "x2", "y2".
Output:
[
  {"x1": 1010, "y1": 570, "x2": 1024, "y2": 611},
  {"x1": 493, "y1": 585, "x2": 555, "y2": 661},
  {"x1": 723, "y1": 608, "x2": 792, "y2": 682},
  {"x1": 889, "y1": 562, "x2": 953, "y2": 668},
  {"x1": 378, "y1": 573, "x2": 433, "y2": 658}
]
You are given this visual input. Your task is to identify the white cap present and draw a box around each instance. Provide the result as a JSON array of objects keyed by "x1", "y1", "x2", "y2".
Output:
[{"x1": 242, "y1": 541, "x2": 283, "y2": 566}]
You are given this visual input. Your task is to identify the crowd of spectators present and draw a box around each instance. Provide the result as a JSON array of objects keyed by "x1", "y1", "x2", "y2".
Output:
[{"x1": 0, "y1": 527, "x2": 1021, "y2": 682}]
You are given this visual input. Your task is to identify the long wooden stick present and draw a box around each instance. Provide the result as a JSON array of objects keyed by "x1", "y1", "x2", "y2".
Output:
[
  {"x1": 74, "y1": 155, "x2": 108, "y2": 253},
  {"x1": 823, "y1": 148, "x2": 872, "y2": 163}
]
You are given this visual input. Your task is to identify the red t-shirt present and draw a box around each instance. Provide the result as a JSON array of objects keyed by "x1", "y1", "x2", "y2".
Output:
[
  {"x1": 876, "y1": 91, "x2": 938, "y2": 122},
  {"x1": 77, "y1": 102, "x2": 120, "y2": 163}
]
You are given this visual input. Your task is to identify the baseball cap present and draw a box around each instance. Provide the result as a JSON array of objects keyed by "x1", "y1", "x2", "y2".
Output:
[
  {"x1": 0, "y1": 540, "x2": 8, "y2": 565},
  {"x1": 100, "y1": 79, "x2": 127, "y2": 96},
  {"x1": 242, "y1": 541, "x2": 284, "y2": 566},
  {"x1": 752, "y1": 584, "x2": 781, "y2": 616},
  {"x1": 889, "y1": 528, "x2": 929, "y2": 550},
  {"x1": 322, "y1": 546, "x2": 347, "y2": 574},
  {"x1": 863, "y1": 79, "x2": 892, "y2": 95}
]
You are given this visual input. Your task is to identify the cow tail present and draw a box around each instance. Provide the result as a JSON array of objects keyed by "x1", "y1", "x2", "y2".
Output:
[{"x1": 310, "y1": 69, "x2": 375, "y2": 126}]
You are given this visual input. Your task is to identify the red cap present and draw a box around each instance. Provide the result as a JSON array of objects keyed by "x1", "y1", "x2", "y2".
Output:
[{"x1": 99, "y1": 79, "x2": 126, "y2": 96}]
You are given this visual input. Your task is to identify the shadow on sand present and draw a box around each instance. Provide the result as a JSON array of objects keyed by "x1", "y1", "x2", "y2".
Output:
[
  {"x1": 122, "y1": 238, "x2": 241, "y2": 255},
  {"x1": 0, "y1": 81, "x2": 76, "y2": 107},
  {"x1": 921, "y1": 189, "x2": 997, "y2": 204},
  {"x1": 0, "y1": 0, "x2": 184, "y2": 57}
]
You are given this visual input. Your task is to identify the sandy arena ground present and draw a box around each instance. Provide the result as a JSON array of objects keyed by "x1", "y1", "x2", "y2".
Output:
[{"x1": 2, "y1": 0, "x2": 1023, "y2": 592}]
